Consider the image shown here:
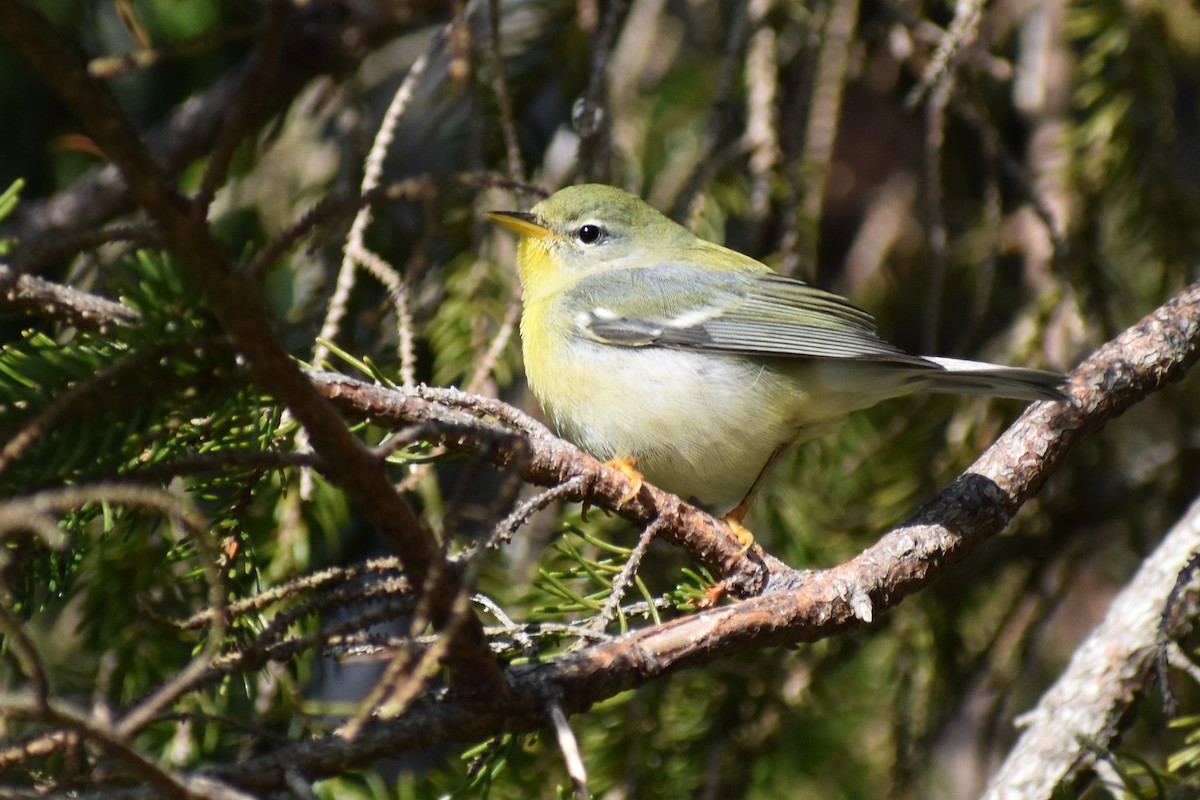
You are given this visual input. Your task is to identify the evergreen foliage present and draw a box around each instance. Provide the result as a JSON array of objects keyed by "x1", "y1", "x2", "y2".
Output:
[{"x1": 0, "y1": 1, "x2": 1197, "y2": 798}]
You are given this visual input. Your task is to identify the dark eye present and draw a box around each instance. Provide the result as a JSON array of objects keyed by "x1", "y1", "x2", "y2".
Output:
[{"x1": 577, "y1": 224, "x2": 603, "y2": 244}]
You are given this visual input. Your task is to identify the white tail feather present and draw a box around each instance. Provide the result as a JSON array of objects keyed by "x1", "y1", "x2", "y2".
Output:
[{"x1": 918, "y1": 356, "x2": 1066, "y2": 402}]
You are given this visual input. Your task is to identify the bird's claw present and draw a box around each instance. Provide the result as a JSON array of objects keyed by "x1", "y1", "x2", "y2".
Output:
[
  {"x1": 723, "y1": 515, "x2": 755, "y2": 557},
  {"x1": 605, "y1": 456, "x2": 644, "y2": 506}
]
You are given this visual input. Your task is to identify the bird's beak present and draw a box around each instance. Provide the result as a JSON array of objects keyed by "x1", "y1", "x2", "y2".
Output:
[{"x1": 485, "y1": 210, "x2": 556, "y2": 241}]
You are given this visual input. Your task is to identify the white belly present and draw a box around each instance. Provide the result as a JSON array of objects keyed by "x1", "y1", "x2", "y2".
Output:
[{"x1": 528, "y1": 340, "x2": 804, "y2": 512}]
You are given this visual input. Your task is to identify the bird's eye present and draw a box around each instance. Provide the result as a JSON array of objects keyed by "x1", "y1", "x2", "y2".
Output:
[{"x1": 577, "y1": 224, "x2": 603, "y2": 244}]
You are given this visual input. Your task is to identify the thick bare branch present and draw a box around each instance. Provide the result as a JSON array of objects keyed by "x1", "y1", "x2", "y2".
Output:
[
  {"x1": 307, "y1": 372, "x2": 796, "y2": 592},
  {"x1": 981, "y1": 496, "x2": 1200, "y2": 799},
  {"x1": 207, "y1": 281, "x2": 1200, "y2": 794}
]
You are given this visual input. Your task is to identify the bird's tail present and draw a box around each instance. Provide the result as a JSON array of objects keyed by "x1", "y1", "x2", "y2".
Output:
[{"x1": 916, "y1": 356, "x2": 1068, "y2": 402}]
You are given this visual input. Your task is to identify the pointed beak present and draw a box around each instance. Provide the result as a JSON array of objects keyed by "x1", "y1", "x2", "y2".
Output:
[{"x1": 485, "y1": 210, "x2": 556, "y2": 241}]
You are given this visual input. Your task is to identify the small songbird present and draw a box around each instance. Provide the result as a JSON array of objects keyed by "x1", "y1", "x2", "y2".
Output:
[{"x1": 487, "y1": 184, "x2": 1066, "y2": 544}]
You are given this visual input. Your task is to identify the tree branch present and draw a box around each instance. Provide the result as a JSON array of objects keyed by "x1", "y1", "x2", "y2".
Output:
[
  {"x1": 980, "y1": 495, "x2": 1200, "y2": 799},
  {"x1": 0, "y1": 0, "x2": 506, "y2": 702},
  {"x1": 307, "y1": 373, "x2": 794, "y2": 593},
  {"x1": 207, "y1": 282, "x2": 1198, "y2": 793},
  {"x1": 0, "y1": 264, "x2": 141, "y2": 332},
  {"x1": 2, "y1": 0, "x2": 450, "y2": 252}
]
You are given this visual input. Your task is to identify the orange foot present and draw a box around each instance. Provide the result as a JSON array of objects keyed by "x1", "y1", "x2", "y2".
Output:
[
  {"x1": 604, "y1": 456, "x2": 644, "y2": 506},
  {"x1": 723, "y1": 514, "x2": 755, "y2": 557}
]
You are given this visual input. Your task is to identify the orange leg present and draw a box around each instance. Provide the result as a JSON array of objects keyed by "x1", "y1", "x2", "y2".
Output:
[
  {"x1": 604, "y1": 456, "x2": 644, "y2": 506},
  {"x1": 722, "y1": 503, "x2": 755, "y2": 556},
  {"x1": 719, "y1": 443, "x2": 791, "y2": 556}
]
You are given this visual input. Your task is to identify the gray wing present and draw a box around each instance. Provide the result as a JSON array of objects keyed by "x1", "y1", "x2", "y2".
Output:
[{"x1": 567, "y1": 265, "x2": 931, "y2": 366}]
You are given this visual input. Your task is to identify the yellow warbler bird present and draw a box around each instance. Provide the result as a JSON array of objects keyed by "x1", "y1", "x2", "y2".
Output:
[{"x1": 487, "y1": 184, "x2": 1066, "y2": 537}]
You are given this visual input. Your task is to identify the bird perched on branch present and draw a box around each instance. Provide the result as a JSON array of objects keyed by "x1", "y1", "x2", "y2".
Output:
[{"x1": 488, "y1": 184, "x2": 1066, "y2": 549}]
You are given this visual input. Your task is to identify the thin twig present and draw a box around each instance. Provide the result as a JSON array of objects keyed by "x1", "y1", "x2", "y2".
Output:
[
  {"x1": 585, "y1": 517, "x2": 664, "y2": 636},
  {"x1": 905, "y1": 0, "x2": 984, "y2": 109},
  {"x1": 249, "y1": 178, "x2": 438, "y2": 279},
  {"x1": 193, "y1": 3, "x2": 289, "y2": 210},
  {"x1": 88, "y1": 22, "x2": 260, "y2": 79},
  {"x1": 952, "y1": 94, "x2": 1067, "y2": 273},
  {"x1": 477, "y1": 476, "x2": 588, "y2": 551},
  {"x1": 0, "y1": 263, "x2": 141, "y2": 331},
  {"x1": 313, "y1": 0, "x2": 483, "y2": 368},
  {"x1": 0, "y1": 484, "x2": 228, "y2": 742},
  {"x1": 795, "y1": 0, "x2": 860, "y2": 279},
  {"x1": 178, "y1": 556, "x2": 406, "y2": 630},
  {"x1": 8, "y1": 222, "x2": 158, "y2": 277},
  {"x1": 671, "y1": 0, "x2": 752, "y2": 221},
  {"x1": 487, "y1": 0, "x2": 525, "y2": 181},
  {"x1": 473, "y1": 593, "x2": 537, "y2": 655},
  {"x1": 574, "y1": 0, "x2": 629, "y2": 183},
  {"x1": 339, "y1": 567, "x2": 480, "y2": 738},
  {"x1": 464, "y1": 295, "x2": 521, "y2": 395},
  {"x1": 125, "y1": 449, "x2": 324, "y2": 486},
  {"x1": 548, "y1": 700, "x2": 590, "y2": 800},
  {"x1": 1156, "y1": 550, "x2": 1200, "y2": 715},
  {"x1": 0, "y1": 601, "x2": 51, "y2": 705},
  {"x1": 1, "y1": 693, "x2": 253, "y2": 799},
  {"x1": 0, "y1": 339, "x2": 228, "y2": 478}
]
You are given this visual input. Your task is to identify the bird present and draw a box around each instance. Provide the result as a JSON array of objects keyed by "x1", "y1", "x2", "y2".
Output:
[{"x1": 486, "y1": 184, "x2": 1066, "y2": 547}]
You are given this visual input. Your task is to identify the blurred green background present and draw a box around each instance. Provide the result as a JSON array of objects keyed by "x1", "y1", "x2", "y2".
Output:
[{"x1": 1, "y1": 0, "x2": 1199, "y2": 798}]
